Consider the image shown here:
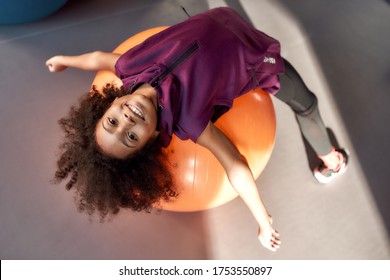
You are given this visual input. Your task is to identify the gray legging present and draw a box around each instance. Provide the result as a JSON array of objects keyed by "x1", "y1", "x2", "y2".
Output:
[{"x1": 275, "y1": 59, "x2": 333, "y2": 156}]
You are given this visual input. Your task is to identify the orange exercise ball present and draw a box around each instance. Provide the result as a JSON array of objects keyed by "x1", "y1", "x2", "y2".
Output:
[{"x1": 92, "y1": 27, "x2": 276, "y2": 212}]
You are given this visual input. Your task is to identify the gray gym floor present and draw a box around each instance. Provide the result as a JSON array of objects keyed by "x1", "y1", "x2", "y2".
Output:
[{"x1": 0, "y1": 0, "x2": 389, "y2": 259}]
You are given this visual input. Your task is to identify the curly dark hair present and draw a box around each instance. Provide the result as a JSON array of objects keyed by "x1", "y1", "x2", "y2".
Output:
[{"x1": 53, "y1": 84, "x2": 177, "y2": 220}]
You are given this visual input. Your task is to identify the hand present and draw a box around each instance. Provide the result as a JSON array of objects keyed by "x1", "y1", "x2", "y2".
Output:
[
  {"x1": 46, "y1": 56, "x2": 68, "y2": 72},
  {"x1": 258, "y1": 216, "x2": 281, "y2": 252}
]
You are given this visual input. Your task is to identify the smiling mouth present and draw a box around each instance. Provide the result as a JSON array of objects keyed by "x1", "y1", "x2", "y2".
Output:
[{"x1": 126, "y1": 103, "x2": 145, "y2": 121}]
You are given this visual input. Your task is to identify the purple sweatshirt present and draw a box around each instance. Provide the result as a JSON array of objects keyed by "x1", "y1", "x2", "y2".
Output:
[{"x1": 115, "y1": 7, "x2": 285, "y2": 147}]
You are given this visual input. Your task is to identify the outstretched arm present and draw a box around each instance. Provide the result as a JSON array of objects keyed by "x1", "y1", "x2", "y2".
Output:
[
  {"x1": 46, "y1": 51, "x2": 120, "y2": 73},
  {"x1": 197, "y1": 122, "x2": 281, "y2": 252}
]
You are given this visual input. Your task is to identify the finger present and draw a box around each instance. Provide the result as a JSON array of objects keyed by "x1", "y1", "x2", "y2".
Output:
[
  {"x1": 269, "y1": 241, "x2": 279, "y2": 251},
  {"x1": 271, "y1": 233, "x2": 280, "y2": 243},
  {"x1": 272, "y1": 238, "x2": 282, "y2": 245},
  {"x1": 270, "y1": 238, "x2": 281, "y2": 248},
  {"x1": 270, "y1": 236, "x2": 281, "y2": 244},
  {"x1": 261, "y1": 239, "x2": 279, "y2": 252},
  {"x1": 266, "y1": 241, "x2": 277, "y2": 252},
  {"x1": 271, "y1": 234, "x2": 281, "y2": 240}
]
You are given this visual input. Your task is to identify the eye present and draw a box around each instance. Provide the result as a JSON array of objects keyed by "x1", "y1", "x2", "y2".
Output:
[
  {"x1": 127, "y1": 132, "x2": 138, "y2": 141},
  {"x1": 107, "y1": 117, "x2": 117, "y2": 125}
]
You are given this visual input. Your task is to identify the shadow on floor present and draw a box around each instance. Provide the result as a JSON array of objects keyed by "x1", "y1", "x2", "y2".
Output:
[{"x1": 277, "y1": 0, "x2": 390, "y2": 234}]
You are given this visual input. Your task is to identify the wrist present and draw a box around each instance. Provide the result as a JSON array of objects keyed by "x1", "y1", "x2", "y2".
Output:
[
  {"x1": 255, "y1": 209, "x2": 272, "y2": 228},
  {"x1": 57, "y1": 55, "x2": 67, "y2": 64}
]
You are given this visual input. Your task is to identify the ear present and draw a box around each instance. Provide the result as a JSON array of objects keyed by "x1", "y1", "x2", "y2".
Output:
[
  {"x1": 108, "y1": 96, "x2": 118, "y2": 105},
  {"x1": 153, "y1": 130, "x2": 160, "y2": 139},
  {"x1": 146, "y1": 131, "x2": 160, "y2": 145}
]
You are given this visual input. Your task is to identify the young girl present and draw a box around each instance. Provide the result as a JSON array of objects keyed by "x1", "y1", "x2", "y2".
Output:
[{"x1": 46, "y1": 7, "x2": 348, "y2": 252}]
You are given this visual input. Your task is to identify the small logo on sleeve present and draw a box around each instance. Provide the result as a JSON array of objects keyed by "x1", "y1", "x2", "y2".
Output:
[{"x1": 263, "y1": 57, "x2": 276, "y2": 64}]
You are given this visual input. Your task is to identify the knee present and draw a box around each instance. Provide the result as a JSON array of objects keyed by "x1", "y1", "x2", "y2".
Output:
[{"x1": 293, "y1": 94, "x2": 318, "y2": 116}]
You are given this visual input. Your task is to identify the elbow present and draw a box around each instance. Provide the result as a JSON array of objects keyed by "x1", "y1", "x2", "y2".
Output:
[
  {"x1": 89, "y1": 51, "x2": 103, "y2": 70},
  {"x1": 82, "y1": 51, "x2": 107, "y2": 71},
  {"x1": 91, "y1": 50, "x2": 104, "y2": 58},
  {"x1": 90, "y1": 51, "x2": 117, "y2": 72}
]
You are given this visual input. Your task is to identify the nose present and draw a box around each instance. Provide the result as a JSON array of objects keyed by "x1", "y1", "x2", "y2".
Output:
[
  {"x1": 123, "y1": 112, "x2": 136, "y2": 125},
  {"x1": 122, "y1": 104, "x2": 137, "y2": 125}
]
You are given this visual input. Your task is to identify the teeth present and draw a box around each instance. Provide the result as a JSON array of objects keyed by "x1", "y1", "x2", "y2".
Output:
[{"x1": 128, "y1": 104, "x2": 144, "y2": 119}]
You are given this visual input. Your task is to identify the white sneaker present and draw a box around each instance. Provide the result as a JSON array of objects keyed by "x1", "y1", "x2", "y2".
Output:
[{"x1": 314, "y1": 148, "x2": 349, "y2": 183}]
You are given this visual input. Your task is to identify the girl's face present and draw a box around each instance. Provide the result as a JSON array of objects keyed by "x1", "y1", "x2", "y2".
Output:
[{"x1": 95, "y1": 92, "x2": 158, "y2": 159}]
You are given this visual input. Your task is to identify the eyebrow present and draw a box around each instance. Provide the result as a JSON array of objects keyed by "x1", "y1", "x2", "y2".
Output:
[{"x1": 102, "y1": 121, "x2": 135, "y2": 149}]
